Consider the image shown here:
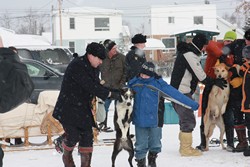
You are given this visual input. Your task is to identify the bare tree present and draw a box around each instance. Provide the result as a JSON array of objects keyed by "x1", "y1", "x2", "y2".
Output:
[
  {"x1": 234, "y1": 0, "x2": 250, "y2": 29},
  {"x1": 0, "y1": 12, "x2": 13, "y2": 29}
]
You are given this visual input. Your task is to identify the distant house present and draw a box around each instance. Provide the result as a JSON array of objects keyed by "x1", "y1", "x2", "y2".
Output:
[{"x1": 52, "y1": 7, "x2": 124, "y2": 54}]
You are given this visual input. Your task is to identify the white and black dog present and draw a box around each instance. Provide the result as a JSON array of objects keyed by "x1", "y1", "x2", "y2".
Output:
[{"x1": 111, "y1": 87, "x2": 134, "y2": 167}]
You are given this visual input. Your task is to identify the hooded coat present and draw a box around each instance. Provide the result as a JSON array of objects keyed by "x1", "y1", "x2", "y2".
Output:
[
  {"x1": 129, "y1": 76, "x2": 198, "y2": 128},
  {"x1": 170, "y1": 42, "x2": 213, "y2": 95},
  {"x1": 53, "y1": 55, "x2": 110, "y2": 129}
]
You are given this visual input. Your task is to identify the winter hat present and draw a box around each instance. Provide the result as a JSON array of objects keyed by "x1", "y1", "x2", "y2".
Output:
[
  {"x1": 140, "y1": 62, "x2": 156, "y2": 77},
  {"x1": 242, "y1": 45, "x2": 250, "y2": 59},
  {"x1": 132, "y1": 34, "x2": 147, "y2": 44},
  {"x1": 223, "y1": 30, "x2": 237, "y2": 41},
  {"x1": 192, "y1": 33, "x2": 208, "y2": 51},
  {"x1": 103, "y1": 39, "x2": 116, "y2": 51},
  {"x1": 86, "y1": 42, "x2": 107, "y2": 60},
  {"x1": 244, "y1": 28, "x2": 250, "y2": 40}
]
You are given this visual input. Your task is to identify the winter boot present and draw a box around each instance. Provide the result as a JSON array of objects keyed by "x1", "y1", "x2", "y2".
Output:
[
  {"x1": 225, "y1": 126, "x2": 235, "y2": 152},
  {"x1": 135, "y1": 158, "x2": 146, "y2": 167},
  {"x1": 62, "y1": 143, "x2": 75, "y2": 167},
  {"x1": 148, "y1": 152, "x2": 157, "y2": 167},
  {"x1": 79, "y1": 147, "x2": 93, "y2": 167},
  {"x1": 15, "y1": 138, "x2": 23, "y2": 145},
  {"x1": 99, "y1": 112, "x2": 113, "y2": 132},
  {"x1": 243, "y1": 130, "x2": 250, "y2": 156},
  {"x1": 196, "y1": 125, "x2": 206, "y2": 151},
  {"x1": 179, "y1": 131, "x2": 202, "y2": 156},
  {"x1": 234, "y1": 125, "x2": 248, "y2": 152}
]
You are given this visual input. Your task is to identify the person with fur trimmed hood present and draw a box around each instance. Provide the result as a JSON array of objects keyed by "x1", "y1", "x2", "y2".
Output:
[
  {"x1": 170, "y1": 33, "x2": 228, "y2": 156},
  {"x1": 128, "y1": 62, "x2": 199, "y2": 167},
  {"x1": 125, "y1": 33, "x2": 147, "y2": 81},
  {"x1": 52, "y1": 42, "x2": 122, "y2": 167}
]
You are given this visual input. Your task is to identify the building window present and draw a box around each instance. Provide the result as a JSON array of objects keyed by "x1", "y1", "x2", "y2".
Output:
[
  {"x1": 193, "y1": 16, "x2": 203, "y2": 25},
  {"x1": 168, "y1": 17, "x2": 175, "y2": 24},
  {"x1": 94, "y1": 18, "x2": 110, "y2": 31},
  {"x1": 161, "y1": 37, "x2": 177, "y2": 51},
  {"x1": 69, "y1": 41, "x2": 75, "y2": 53},
  {"x1": 70, "y1": 18, "x2": 75, "y2": 29}
]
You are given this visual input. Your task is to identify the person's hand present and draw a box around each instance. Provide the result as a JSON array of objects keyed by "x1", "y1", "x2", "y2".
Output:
[
  {"x1": 109, "y1": 91, "x2": 122, "y2": 102},
  {"x1": 214, "y1": 78, "x2": 227, "y2": 89}
]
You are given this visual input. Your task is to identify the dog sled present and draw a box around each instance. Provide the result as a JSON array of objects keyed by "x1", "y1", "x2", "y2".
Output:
[{"x1": 0, "y1": 91, "x2": 63, "y2": 151}]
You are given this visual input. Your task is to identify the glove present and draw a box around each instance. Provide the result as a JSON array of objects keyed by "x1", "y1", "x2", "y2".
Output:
[
  {"x1": 109, "y1": 91, "x2": 122, "y2": 102},
  {"x1": 214, "y1": 78, "x2": 227, "y2": 89},
  {"x1": 230, "y1": 77, "x2": 242, "y2": 88}
]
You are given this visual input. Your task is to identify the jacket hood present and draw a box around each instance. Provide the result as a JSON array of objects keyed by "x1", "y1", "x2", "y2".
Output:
[{"x1": 177, "y1": 42, "x2": 201, "y2": 55}]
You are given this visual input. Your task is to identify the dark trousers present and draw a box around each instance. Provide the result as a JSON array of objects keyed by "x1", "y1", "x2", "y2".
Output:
[{"x1": 62, "y1": 124, "x2": 93, "y2": 148}]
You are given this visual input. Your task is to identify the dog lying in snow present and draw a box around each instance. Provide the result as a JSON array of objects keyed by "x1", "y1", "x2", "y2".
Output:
[{"x1": 111, "y1": 87, "x2": 134, "y2": 167}]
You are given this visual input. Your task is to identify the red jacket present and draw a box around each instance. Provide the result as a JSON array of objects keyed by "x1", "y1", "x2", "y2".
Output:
[{"x1": 205, "y1": 41, "x2": 234, "y2": 78}]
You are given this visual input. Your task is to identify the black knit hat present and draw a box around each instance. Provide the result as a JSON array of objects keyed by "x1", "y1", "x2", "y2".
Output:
[
  {"x1": 140, "y1": 62, "x2": 156, "y2": 77},
  {"x1": 103, "y1": 39, "x2": 116, "y2": 51},
  {"x1": 192, "y1": 33, "x2": 208, "y2": 51},
  {"x1": 132, "y1": 34, "x2": 147, "y2": 44},
  {"x1": 86, "y1": 42, "x2": 107, "y2": 60},
  {"x1": 244, "y1": 29, "x2": 250, "y2": 40}
]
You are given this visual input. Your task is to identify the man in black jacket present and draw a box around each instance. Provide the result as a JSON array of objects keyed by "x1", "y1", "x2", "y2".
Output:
[
  {"x1": 125, "y1": 33, "x2": 147, "y2": 81},
  {"x1": 53, "y1": 42, "x2": 121, "y2": 167}
]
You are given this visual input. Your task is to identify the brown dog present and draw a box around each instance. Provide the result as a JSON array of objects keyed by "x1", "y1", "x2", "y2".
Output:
[{"x1": 204, "y1": 63, "x2": 230, "y2": 151}]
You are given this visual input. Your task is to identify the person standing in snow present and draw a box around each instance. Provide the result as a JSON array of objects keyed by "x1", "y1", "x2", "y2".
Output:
[
  {"x1": 129, "y1": 62, "x2": 199, "y2": 167},
  {"x1": 222, "y1": 28, "x2": 250, "y2": 152},
  {"x1": 52, "y1": 42, "x2": 122, "y2": 167},
  {"x1": 125, "y1": 33, "x2": 147, "y2": 82},
  {"x1": 98, "y1": 39, "x2": 127, "y2": 132},
  {"x1": 170, "y1": 33, "x2": 227, "y2": 156},
  {"x1": 0, "y1": 35, "x2": 34, "y2": 167},
  {"x1": 196, "y1": 30, "x2": 237, "y2": 152}
]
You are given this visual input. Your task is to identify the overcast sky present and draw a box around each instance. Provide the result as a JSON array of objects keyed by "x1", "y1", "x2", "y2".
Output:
[{"x1": 0, "y1": 0, "x2": 239, "y2": 17}]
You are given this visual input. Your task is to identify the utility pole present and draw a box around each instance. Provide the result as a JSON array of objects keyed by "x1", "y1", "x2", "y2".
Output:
[{"x1": 58, "y1": 0, "x2": 63, "y2": 46}]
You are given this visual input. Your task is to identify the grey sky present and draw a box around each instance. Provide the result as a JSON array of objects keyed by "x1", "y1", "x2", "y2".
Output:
[{"x1": 0, "y1": 0, "x2": 238, "y2": 17}]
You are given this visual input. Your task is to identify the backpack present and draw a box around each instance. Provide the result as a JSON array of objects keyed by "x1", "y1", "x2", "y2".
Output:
[{"x1": 0, "y1": 48, "x2": 34, "y2": 113}]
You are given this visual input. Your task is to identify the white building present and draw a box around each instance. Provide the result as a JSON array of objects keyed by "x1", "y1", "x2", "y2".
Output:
[{"x1": 52, "y1": 7, "x2": 124, "y2": 54}]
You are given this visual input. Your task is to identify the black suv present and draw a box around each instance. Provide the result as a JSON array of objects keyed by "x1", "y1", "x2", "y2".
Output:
[
  {"x1": 21, "y1": 58, "x2": 64, "y2": 104},
  {"x1": 17, "y1": 46, "x2": 73, "y2": 73}
]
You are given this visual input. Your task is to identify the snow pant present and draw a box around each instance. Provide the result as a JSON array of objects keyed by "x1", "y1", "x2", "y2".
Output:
[
  {"x1": 134, "y1": 126, "x2": 162, "y2": 160},
  {"x1": 62, "y1": 124, "x2": 93, "y2": 149},
  {"x1": 172, "y1": 93, "x2": 196, "y2": 133}
]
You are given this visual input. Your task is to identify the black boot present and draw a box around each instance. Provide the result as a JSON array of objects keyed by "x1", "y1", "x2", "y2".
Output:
[
  {"x1": 148, "y1": 152, "x2": 157, "y2": 167},
  {"x1": 225, "y1": 127, "x2": 234, "y2": 152},
  {"x1": 136, "y1": 158, "x2": 146, "y2": 167},
  {"x1": 234, "y1": 125, "x2": 248, "y2": 152},
  {"x1": 196, "y1": 125, "x2": 206, "y2": 151},
  {"x1": 99, "y1": 112, "x2": 113, "y2": 132},
  {"x1": 243, "y1": 130, "x2": 250, "y2": 156}
]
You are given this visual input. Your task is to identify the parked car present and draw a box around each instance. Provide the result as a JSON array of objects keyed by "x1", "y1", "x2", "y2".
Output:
[
  {"x1": 21, "y1": 58, "x2": 64, "y2": 104},
  {"x1": 16, "y1": 46, "x2": 73, "y2": 73}
]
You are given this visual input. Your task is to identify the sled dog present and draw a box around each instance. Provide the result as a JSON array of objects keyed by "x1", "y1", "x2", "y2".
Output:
[
  {"x1": 204, "y1": 63, "x2": 230, "y2": 151},
  {"x1": 111, "y1": 87, "x2": 134, "y2": 167}
]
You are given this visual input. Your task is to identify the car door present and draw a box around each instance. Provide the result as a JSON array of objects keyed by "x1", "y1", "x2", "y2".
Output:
[{"x1": 24, "y1": 61, "x2": 63, "y2": 103}]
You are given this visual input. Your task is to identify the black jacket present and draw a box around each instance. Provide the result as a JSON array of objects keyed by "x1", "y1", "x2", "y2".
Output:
[
  {"x1": 170, "y1": 42, "x2": 212, "y2": 95},
  {"x1": 53, "y1": 55, "x2": 110, "y2": 128},
  {"x1": 125, "y1": 46, "x2": 146, "y2": 81}
]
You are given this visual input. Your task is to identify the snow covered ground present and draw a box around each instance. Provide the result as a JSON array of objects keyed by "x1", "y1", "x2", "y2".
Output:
[{"x1": 3, "y1": 107, "x2": 250, "y2": 167}]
